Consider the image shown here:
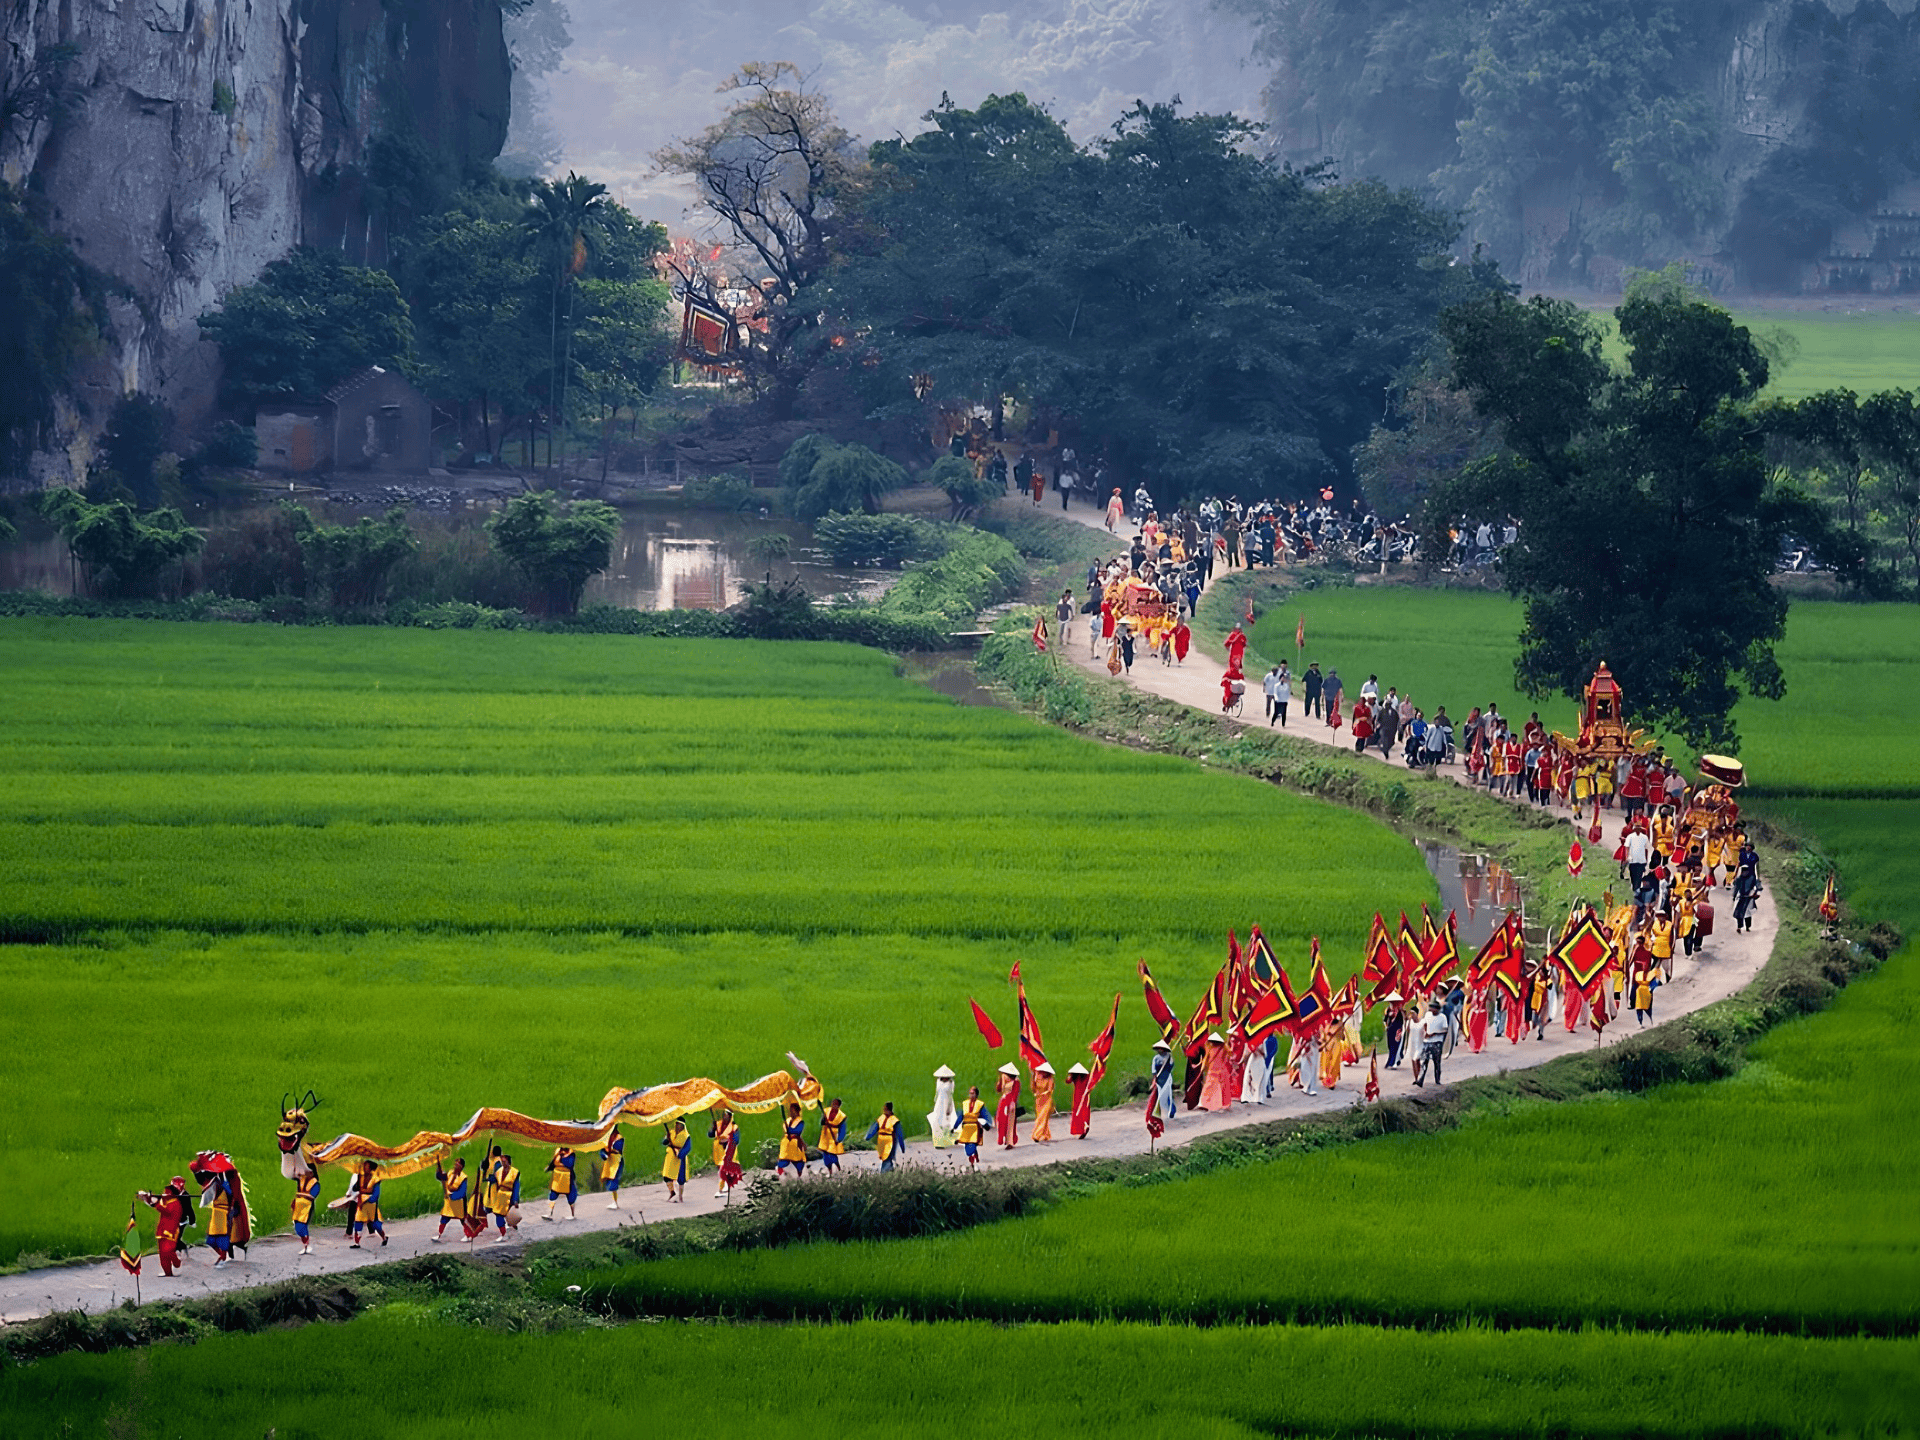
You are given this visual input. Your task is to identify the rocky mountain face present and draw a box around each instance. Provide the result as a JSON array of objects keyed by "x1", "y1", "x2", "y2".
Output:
[
  {"x1": 1, "y1": 0, "x2": 510, "y2": 482},
  {"x1": 1246, "y1": 0, "x2": 1920, "y2": 295}
]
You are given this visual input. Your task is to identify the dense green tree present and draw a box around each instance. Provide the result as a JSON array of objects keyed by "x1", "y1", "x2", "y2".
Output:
[
  {"x1": 778, "y1": 434, "x2": 907, "y2": 519},
  {"x1": 1354, "y1": 358, "x2": 1504, "y2": 520},
  {"x1": 36, "y1": 489, "x2": 202, "y2": 598},
  {"x1": 99, "y1": 394, "x2": 175, "y2": 508},
  {"x1": 522, "y1": 173, "x2": 611, "y2": 472},
  {"x1": 571, "y1": 271, "x2": 672, "y2": 478},
  {"x1": 0, "y1": 184, "x2": 107, "y2": 473},
  {"x1": 485, "y1": 490, "x2": 619, "y2": 614},
  {"x1": 286, "y1": 505, "x2": 418, "y2": 608},
  {"x1": 1430, "y1": 288, "x2": 1841, "y2": 750},
  {"x1": 198, "y1": 249, "x2": 414, "y2": 404},
  {"x1": 927, "y1": 454, "x2": 1000, "y2": 520},
  {"x1": 822, "y1": 96, "x2": 1482, "y2": 500},
  {"x1": 403, "y1": 200, "x2": 546, "y2": 456}
]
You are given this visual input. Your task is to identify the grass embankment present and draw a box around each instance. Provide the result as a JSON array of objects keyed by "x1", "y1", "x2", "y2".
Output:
[
  {"x1": 5, "y1": 1312, "x2": 1915, "y2": 1439},
  {"x1": 0, "y1": 619, "x2": 1436, "y2": 1263}
]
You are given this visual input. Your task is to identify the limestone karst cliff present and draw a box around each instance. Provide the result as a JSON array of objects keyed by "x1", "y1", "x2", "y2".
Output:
[{"x1": 1, "y1": 0, "x2": 509, "y2": 479}]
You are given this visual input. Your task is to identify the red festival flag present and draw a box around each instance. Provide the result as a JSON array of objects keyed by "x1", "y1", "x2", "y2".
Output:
[
  {"x1": 1018, "y1": 992, "x2": 1047, "y2": 1071},
  {"x1": 1139, "y1": 960, "x2": 1181, "y2": 1043},
  {"x1": 1364, "y1": 1049, "x2": 1380, "y2": 1103},
  {"x1": 1363, "y1": 914, "x2": 1401, "y2": 1008},
  {"x1": 1819, "y1": 872, "x2": 1839, "y2": 923},
  {"x1": 1182, "y1": 959, "x2": 1230, "y2": 1056},
  {"x1": 1568, "y1": 838, "x2": 1585, "y2": 877},
  {"x1": 1552, "y1": 909, "x2": 1614, "y2": 994},
  {"x1": 1469, "y1": 913, "x2": 1524, "y2": 998},
  {"x1": 1089, "y1": 992, "x2": 1121, "y2": 1066},
  {"x1": 1245, "y1": 593, "x2": 1256, "y2": 622},
  {"x1": 1418, "y1": 910, "x2": 1461, "y2": 994},
  {"x1": 1086, "y1": 992, "x2": 1122, "y2": 1089},
  {"x1": 1295, "y1": 614, "x2": 1305, "y2": 651},
  {"x1": 117, "y1": 1199, "x2": 143, "y2": 1276},
  {"x1": 1289, "y1": 941, "x2": 1334, "y2": 1035},
  {"x1": 968, "y1": 997, "x2": 1004, "y2": 1049},
  {"x1": 1032, "y1": 612, "x2": 1048, "y2": 653}
]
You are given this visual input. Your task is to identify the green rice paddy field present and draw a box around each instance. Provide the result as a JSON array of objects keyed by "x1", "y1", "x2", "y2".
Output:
[
  {"x1": 4, "y1": 1317, "x2": 1915, "y2": 1439},
  {"x1": 576, "y1": 595, "x2": 1920, "y2": 1337},
  {"x1": 1, "y1": 601, "x2": 1916, "y2": 1435},
  {"x1": 1597, "y1": 305, "x2": 1920, "y2": 399},
  {"x1": 0, "y1": 619, "x2": 1438, "y2": 1264}
]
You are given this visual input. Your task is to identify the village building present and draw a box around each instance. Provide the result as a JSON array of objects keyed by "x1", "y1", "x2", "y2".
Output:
[{"x1": 255, "y1": 367, "x2": 433, "y2": 476}]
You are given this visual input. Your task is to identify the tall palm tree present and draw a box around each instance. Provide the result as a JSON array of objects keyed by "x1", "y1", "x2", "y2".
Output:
[{"x1": 523, "y1": 172, "x2": 609, "y2": 476}]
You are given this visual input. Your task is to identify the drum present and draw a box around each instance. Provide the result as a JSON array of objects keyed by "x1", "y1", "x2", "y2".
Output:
[{"x1": 1699, "y1": 754, "x2": 1745, "y2": 787}]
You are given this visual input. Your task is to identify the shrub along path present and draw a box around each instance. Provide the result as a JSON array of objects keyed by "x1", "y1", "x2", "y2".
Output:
[{"x1": 0, "y1": 635, "x2": 1777, "y2": 1327}]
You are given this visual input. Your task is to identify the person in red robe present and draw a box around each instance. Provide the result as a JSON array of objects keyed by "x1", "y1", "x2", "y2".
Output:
[
  {"x1": 1224, "y1": 624, "x2": 1248, "y2": 673},
  {"x1": 994, "y1": 1063, "x2": 1021, "y2": 1148},
  {"x1": 1466, "y1": 991, "x2": 1490, "y2": 1052},
  {"x1": 1172, "y1": 620, "x2": 1191, "y2": 663},
  {"x1": 1350, "y1": 697, "x2": 1374, "y2": 753},
  {"x1": 138, "y1": 1177, "x2": 195, "y2": 1276},
  {"x1": 1067, "y1": 1062, "x2": 1094, "y2": 1137}
]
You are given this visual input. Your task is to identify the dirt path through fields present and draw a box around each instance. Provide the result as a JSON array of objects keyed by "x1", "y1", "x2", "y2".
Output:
[{"x1": 0, "y1": 543, "x2": 1778, "y2": 1324}]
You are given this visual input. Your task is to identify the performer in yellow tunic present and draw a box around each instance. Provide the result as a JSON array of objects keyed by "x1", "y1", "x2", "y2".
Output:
[
  {"x1": 485, "y1": 1150, "x2": 520, "y2": 1243},
  {"x1": 291, "y1": 1166, "x2": 320, "y2": 1256},
  {"x1": 708, "y1": 1109, "x2": 740, "y2": 1199},
  {"x1": 347, "y1": 1160, "x2": 384, "y2": 1249},
  {"x1": 600, "y1": 1130, "x2": 626, "y2": 1210},
  {"x1": 870, "y1": 1103, "x2": 903, "y2": 1171},
  {"x1": 817, "y1": 1098, "x2": 848, "y2": 1173},
  {"x1": 777, "y1": 1102, "x2": 809, "y2": 1177},
  {"x1": 660, "y1": 1118, "x2": 692, "y2": 1202},
  {"x1": 1030, "y1": 1061, "x2": 1056, "y2": 1142},
  {"x1": 1650, "y1": 914, "x2": 1675, "y2": 980},
  {"x1": 957, "y1": 1085, "x2": 989, "y2": 1172},
  {"x1": 433, "y1": 1157, "x2": 469, "y2": 1240},
  {"x1": 543, "y1": 1146, "x2": 578, "y2": 1221}
]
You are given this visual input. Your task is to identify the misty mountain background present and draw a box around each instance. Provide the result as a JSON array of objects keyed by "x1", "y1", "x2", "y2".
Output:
[{"x1": 505, "y1": 0, "x2": 1269, "y2": 220}]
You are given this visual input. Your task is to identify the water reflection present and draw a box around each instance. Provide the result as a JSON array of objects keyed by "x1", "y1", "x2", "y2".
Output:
[
  {"x1": 1417, "y1": 841, "x2": 1542, "y2": 950},
  {"x1": 0, "y1": 501, "x2": 891, "y2": 613}
]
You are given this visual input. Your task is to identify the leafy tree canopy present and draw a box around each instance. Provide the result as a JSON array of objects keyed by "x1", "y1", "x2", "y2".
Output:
[
  {"x1": 36, "y1": 489, "x2": 201, "y2": 598},
  {"x1": 821, "y1": 95, "x2": 1486, "y2": 501},
  {"x1": 286, "y1": 504, "x2": 418, "y2": 609},
  {"x1": 198, "y1": 248, "x2": 415, "y2": 405},
  {"x1": 485, "y1": 490, "x2": 619, "y2": 614},
  {"x1": 1430, "y1": 287, "x2": 1839, "y2": 751},
  {"x1": 779, "y1": 433, "x2": 907, "y2": 519}
]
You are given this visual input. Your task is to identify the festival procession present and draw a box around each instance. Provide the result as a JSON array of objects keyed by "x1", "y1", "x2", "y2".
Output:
[{"x1": 110, "y1": 635, "x2": 1791, "y2": 1282}]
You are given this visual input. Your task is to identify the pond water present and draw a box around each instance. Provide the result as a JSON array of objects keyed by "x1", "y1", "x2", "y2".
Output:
[
  {"x1": 1418, "y1": 840, "x2": 1549, "y2": 951},
  {"x1": 0, "y1": 499, "x2": 892, "y2": 611}
]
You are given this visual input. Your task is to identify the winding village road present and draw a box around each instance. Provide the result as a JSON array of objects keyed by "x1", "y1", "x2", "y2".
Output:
[{"x1": 0, "y1": 513, "x2": 1779, "y2": 1325}]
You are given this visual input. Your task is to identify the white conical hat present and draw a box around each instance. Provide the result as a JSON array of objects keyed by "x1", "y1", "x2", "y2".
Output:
[
  {"x1": 1067, "y1": 1062, "x2": 1090, "y2": 1076},
  {"x1": 1207, "y1": 1030, "x2": 1225, "y2": 1043},
  {"x1": 998, "y1": 1062, "x2": 1019, "y2": 1076},
  {"x1": 1035, "y1": 1061, "x2": 1055, "y2": 1074},
  {"x1": 933, "y1": 1064, "x2": 955, "y2": 1079},
  {"x1": 1383, "y1": 991, "x2": 1404, "y2": 1003},
  {"x1": 1151, "y1": 1039, "x2": 1172, "y2": 1051}
]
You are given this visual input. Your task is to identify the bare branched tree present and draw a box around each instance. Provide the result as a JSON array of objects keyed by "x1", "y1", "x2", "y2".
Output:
[{"x1": 656, "y1": 62, "x2": 860, "y2": 411}]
